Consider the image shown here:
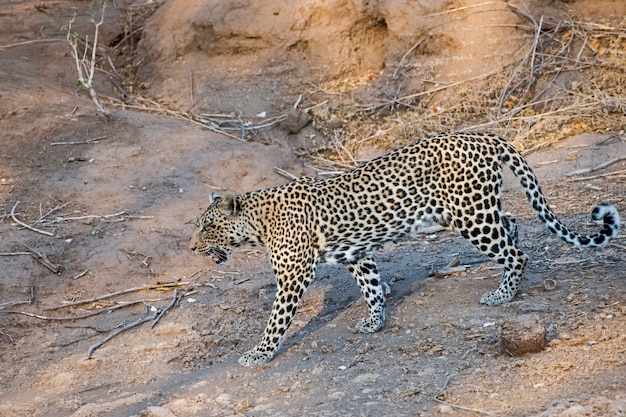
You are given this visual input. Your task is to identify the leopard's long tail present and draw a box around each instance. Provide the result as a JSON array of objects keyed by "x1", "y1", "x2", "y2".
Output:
[{"x1": 497, "y1": 138, "x2": 621, "y2": 248}]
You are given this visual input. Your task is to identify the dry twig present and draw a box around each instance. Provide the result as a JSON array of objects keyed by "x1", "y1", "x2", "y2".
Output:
[
  {"x1": 393, "y1": 39, "x2": 423, "y2": 78},
  {"x1": 566, "y1": 157, "x2": 626, "y2": 176},
  {"x1": 36, "y1": 202, "x2": 71, "y2": 225},
  {"x1": 21, "y1": 244, "x2": 63, "y2": 274},
  {"x1": 151, "y1": 289, "x2": 181, "y2": 328},
  {"x1": 433, "y1": 375, "x2": 494, "y2": 416},
  {"x1": 38, "y1": 210, "x2": 154, "y2": 226},
  {"x1": 88, "y1": 286, "x2": 194, "y2": 357},
  {"x1": 0, "y1": 299, "x2": 31, "y2": 308},
  {"x1": 0, "y1": 328, "x2": 13, "y2": 342},
  {"x1": 0, "y1": 38, "x2": 64, "y2": 50},
  {"x1": 566, "y1": 169, "x2": 626, "y2": 182},
  {"x1": 50, "y1": 136, "x2": 111, "y2": 146},
  {"x1": 106, "y1": 95, "x2": 245, "y2": 141},
  {"x1": 1, "y1": 298, "x2": 168, "y2": 321},
  {"x1": 433, "y1": 266, "x2": 469, "y2": 278},
  {"x1": 73, "y1": 269, "x2": 91, "y2": 280},
  {"x1": 273, "y1": 167, "x2": 299, "y2": 180},
  {"x1": 46, "y1": 282, "x2": 190, "y2": 311},
  {"x1": 10, "y1": 201, "x2": 57, "y2": 237},
  {"x1": 87, "y1": 312, "x2": 156, "y2": 358}
]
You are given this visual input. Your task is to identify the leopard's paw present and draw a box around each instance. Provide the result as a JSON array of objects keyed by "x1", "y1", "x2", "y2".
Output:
[
  {"x1": 238, "y1": 348, "x2": 274, "y2": 367},
  {"x1": 480, "y1": 290, "x2": 511, "y2": 306},
  {"x1": 356, "y1": 315, "x2": 384, "y2": 333}
]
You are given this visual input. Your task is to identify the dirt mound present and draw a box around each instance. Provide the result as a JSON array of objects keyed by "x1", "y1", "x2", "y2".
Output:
[
  {"x1": 136, "y1": 0, "x2": 389, "y2": 113},
  {"x1": 134, "y1": 0, "x2": 542, "y2": 114}
]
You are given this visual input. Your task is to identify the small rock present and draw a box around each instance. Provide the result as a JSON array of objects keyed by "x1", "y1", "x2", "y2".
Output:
[
  {"x1": 215, "y1": 393, "x2": 232, "y2": 406},
  {"x1": 352, "y1": 373, "x2": 379, "y2": 384},
  {"x1": 328, "y1": 391, "x2": 345, "y2": 401},
  {"x1": 543, "y1": 278, "x2": 557, "y2": 291},
  {"x1": 140, "y1": 406, "x2": 178, "y2": 417},
  {"x1": 437, "y1": 404, "x2": 454, "y2": 414},
  {"x1": 500, "y1": 314, "x2": 546, "y2": 356},
  {"x1": 234, "y1": 398, "x2": 251, "y2": 413},
  {"x1": 281, "y1": 108, "x2": 311, "y2": 134}
]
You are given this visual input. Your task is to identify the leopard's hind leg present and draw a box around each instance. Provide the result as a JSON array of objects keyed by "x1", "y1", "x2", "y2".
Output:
[
  {"x1": 502, "y1": 214, "x2": 518, "y2": 245},
  {"x1": 458, "y1": 211, "x2": 528, "y2": 305},
  {"x1": 345, "y1": 257, "x2": 386, "y2": 333}
]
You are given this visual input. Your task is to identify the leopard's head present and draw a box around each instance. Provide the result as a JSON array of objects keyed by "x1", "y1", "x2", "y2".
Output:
[{"x1": 190, "y1": 193, "x2": 246, "y2": 264}]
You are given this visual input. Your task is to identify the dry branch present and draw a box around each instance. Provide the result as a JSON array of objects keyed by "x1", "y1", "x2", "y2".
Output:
[
  {"x1": 566, "y1": 169, "x2": 626, "y2": 182},
  {"x1": 21, "y1": 244, "x2": 63, "y2": 274},
  {"x1": 37, "y1": 210, "x2": 155, "y2": 226},
  {"x1": 0, "y1": 329, "x2": 13, "y2": 342},
  {"x1": 566, "y1": 157, "x2": 626, "y2": 176},
  {"x1": 88, "y1": 287, "x2": 194, "y2": 357},
  {"x1": 50, "y1": 136, "x2": 111, "y2": 146},
  {"x1": 273, "y1": 167, "x2": 299, "y2": 180},
  {"x1": 393, "y1": 39, "x2": 423, "y2": 78},
  {"x1": 36, "y1": 202, "x2": 71, "y2": 224},
  {"x1": 433, "y1": 375, "x2": 494, "y2": 416},
  {"x1": 0, "y1": 310, "x2": 61, "y2": 320},
  {"x1": 46, "y1": 282, "x2": 190, "y2": 311},
  {"x1": 1, "y1": 284, "x2": 198, "y2": 322},
  {"x1": 10, "y1": 201, "x2": 57, "y2": 237},
  {"x1": 432, "y1": 265, "x2": 470, "y2": 278},
  {"x1": 106, "y1": 95, "x2": 245, "y2": 141},
  {"x1": 52, "y1": 211, "x2": 126, "y2": 222},
  {"x1": 87, "y1": 312, "x2": 156, "y2": 358},
  {"x1": 73, "y1": 269, "x2": 91, "y2": 280},
  {"x1": 1, "y1": 298, "x2": 166, "y2": 321},
  {"x1": 151, "y1": 289, "x2": 181, "y2": 328},
  {"x1": 0, "y1": 38, "x2": 64, "y2": 50},
  {"x1": 420, "y1": 1, "x2": 504, "y2": 18},
  {"x1": 0, "y1": 300, "x2": 31, "y2": 308}
]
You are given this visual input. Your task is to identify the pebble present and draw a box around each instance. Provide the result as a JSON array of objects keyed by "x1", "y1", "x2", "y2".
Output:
[
  {"x1": 215, "y1": 393, "x2": 232, "y2": 406},
  {"x1": 328, "y1": 391, "x2": 345, "y2": 401}
]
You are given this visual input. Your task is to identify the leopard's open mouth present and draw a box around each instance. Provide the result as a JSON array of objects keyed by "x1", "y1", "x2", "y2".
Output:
[{"x1": 207, "y1": 248, "x2": 228, "y2": 264}]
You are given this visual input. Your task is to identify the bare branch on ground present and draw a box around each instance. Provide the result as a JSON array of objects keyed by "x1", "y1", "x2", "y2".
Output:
[{"x1": 10, "y1": 201, "x2": 57, "y2": 237}]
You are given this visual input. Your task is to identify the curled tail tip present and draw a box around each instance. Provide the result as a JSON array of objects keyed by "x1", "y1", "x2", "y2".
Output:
[
  {"x1": 591, "y1": 203, "x2": 621, "y2": 240},
  {"x1": 592, "y1": 204, "x2": 620, "y2": 224}
]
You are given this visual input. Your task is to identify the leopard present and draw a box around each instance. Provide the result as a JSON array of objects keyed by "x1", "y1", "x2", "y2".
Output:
[{"x1": 190, "y1": 131, "x2": 621, "y2": 367}]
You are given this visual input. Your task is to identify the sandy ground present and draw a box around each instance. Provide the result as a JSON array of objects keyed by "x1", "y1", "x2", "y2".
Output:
[{"x1": 0, "y1": 1, "x2": 625, "y2": 416}]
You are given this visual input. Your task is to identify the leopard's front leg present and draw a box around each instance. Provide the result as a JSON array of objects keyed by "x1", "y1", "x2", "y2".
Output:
[{"x1": 238, "y1": 250, "x2": 316, "y2": 367}]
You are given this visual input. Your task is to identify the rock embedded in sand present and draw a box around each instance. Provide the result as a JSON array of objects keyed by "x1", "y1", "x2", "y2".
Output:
[
  {"x1": 500, "y1": 314, "x2": 546, "y2": 356},
  {"x1": 281, "y1": 108, "x2": 311, "y2": 134}
]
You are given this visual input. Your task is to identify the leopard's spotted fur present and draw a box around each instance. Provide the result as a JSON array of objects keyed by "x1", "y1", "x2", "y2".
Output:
[{"x1": 190, "y1": 132, "x2": 621, "y2": 366}]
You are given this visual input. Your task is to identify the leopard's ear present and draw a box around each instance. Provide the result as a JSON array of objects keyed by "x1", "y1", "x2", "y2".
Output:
[
  {"x1": 219, "y1": 194, "x2": 239, "y2": 217},
  {"x1": 210, "y1": 192, "x2": 221, "y2": 203}
]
